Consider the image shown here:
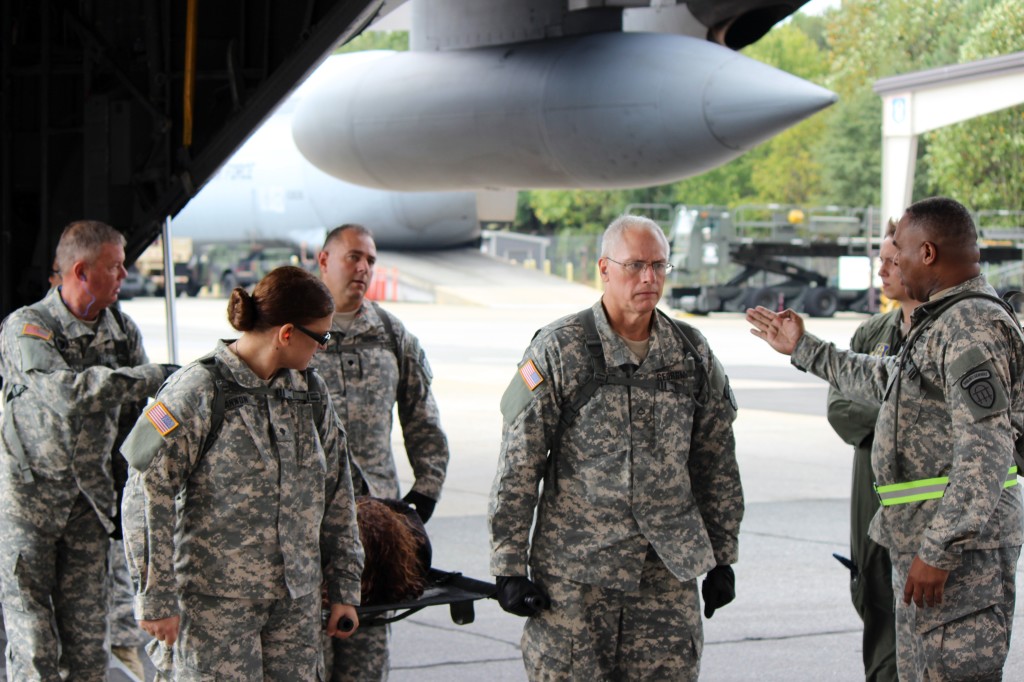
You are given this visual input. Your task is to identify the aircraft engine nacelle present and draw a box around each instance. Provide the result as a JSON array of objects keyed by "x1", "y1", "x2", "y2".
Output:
[{"x1": 292, "y1": 32, "x2": 836, "y2": 192}]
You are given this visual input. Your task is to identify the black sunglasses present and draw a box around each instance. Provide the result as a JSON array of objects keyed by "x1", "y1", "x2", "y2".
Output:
[{"x1": 293, "y1": 323, "x2": 331, "y2": 346}]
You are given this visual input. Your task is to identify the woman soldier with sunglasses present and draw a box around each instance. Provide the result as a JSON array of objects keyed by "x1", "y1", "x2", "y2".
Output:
[{"x1": 119, "y1": 265, "x2": 364, "y2": 680}]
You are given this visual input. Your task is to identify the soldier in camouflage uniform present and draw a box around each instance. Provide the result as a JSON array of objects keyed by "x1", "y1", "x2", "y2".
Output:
[
  {"x1": 311, "y1": 224, "x2": 450, "y2": 682},
  {"x1": 748, "y1": 197, "x2": 1024, "y2": 681},
  {"x1": 120, "y1": 266, "x2": 364, "y2": 680},
  {"x1": 0, "y1": 220, "x2": 171, "y2": 681},
  {"x1": 489, "y1": 215, "x2": 745, "y2": 681},
  {"x1": 825, "y1": 227, "x2": 918, "y2": 682}
]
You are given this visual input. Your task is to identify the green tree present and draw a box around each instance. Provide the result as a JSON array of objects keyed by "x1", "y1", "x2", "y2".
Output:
[
  {"x1": 819, "y1": 0, "x2": 1004, "y2": 206},
  {"x1": 924, "y1": 0, "x2": 1024, "y2": 211},
  {"x1": 742, "y1": 23, "x2": 830, "y2": 203},
  {"x1": 336, "y1": 30, "x2": 409, "y2": 53}
]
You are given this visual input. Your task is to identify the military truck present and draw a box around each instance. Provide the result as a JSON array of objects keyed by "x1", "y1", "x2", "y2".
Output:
[
  {"x1": 627, "y1": 203, "x2": 1024, "y2": 317},
  {"x1": 135, "y1": 236, "x2": 202, "y2": 297}
]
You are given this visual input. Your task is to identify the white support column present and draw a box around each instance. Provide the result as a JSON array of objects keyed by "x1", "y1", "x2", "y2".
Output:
[
  {"x1": 880, "y1": 93, "x2": 917, "y2": 229},
  {"x1": 875, "y1": 52, "x2": 1024, "y2": 235}
]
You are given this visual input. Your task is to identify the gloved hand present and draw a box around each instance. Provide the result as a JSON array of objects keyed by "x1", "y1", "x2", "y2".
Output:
[
  {"x1": 160, "y1": 363, "x2": 181, "y2": 379},
  {"x1": 402, "y1": 490, "x2": 437, "y2": 524},
  {"x1": 495, "y1": 575, "x2": 550, "y2": 617},
  {"x1": 701, "y1": 565, "x2": 735, "y2": 619}
]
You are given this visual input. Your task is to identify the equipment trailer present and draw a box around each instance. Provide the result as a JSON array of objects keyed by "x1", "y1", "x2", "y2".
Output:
[{"x1": 631, "y1": 203, "x2": 1024, "y2": 317}]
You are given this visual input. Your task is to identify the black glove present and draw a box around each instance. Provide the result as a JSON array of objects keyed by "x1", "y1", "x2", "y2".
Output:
[
  {"x1": 160, "y1": 363, "x2": 181, "y2": 379},
  {"x1": 402, "y1": 490, "x2": 437, "y2": 524},
  {"x1": 701, "y1": 565, "x2": 735, "y2": 619},
  {"x1": 495, "y1": 575, "x2": 550, "y2": 617}
]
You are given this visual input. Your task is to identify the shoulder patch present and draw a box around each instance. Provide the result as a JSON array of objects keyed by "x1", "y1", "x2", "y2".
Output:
[
  {"x1": 145, "y1": 401, "x2": 180, "y2": 437},
  {"x1": 871, "y1": 342, "x2": 890, "y2": 357},
  {"x1": 501, "y1": 359, "x2": 545, "y2": 423},
  {"x1": 20, "y1": 323, "x2": 52, "y2": 341},
  {"x1": 948, "y1": 349, "x2": 1008, "y2": 421},
  {"x1": 121, "y1": 408, "x2": 172, "y2": 472},
  {"x1": 518, "y1": 358, "x2": 544, "y2": 390}
]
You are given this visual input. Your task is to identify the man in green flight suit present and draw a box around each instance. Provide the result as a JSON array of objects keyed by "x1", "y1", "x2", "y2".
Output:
[{"x1": 826, "y1": 221, "x2": 919, "y2": 682}]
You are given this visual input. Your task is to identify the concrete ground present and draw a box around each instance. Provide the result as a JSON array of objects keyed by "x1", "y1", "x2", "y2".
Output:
[{"x1": 8, "y1": 251, "x2": 1022, "y2": 680}]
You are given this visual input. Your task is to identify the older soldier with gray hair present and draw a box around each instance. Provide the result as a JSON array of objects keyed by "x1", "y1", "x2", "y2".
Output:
[
  {"x1": 490, "y1": 214, "x2": 745, "y2": 680},
  {"x1": 0, "y1": 220, "x2": 171, "y2": 680},
  {"x1": 748, "y1": 196, "x2": 1024, "y2": 681}
]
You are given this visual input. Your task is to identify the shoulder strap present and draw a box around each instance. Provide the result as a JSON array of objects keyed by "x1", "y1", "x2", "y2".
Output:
[
  {"x1": 546, "y1": 308, "x2": 707, "y2": 492},
  {"x1": 197, "y1": 357, "x2": 326, "y2": 456},
  {"x1": 896, "y1": 289, "x2": 1024, "y2": 475},
  {"x1": 371, "y1": 301, "x2": 399, "y2": 357},
  {"x1": 107, "y1": 305, "x2": 132, "y2": 367},
  {"x1": 905, "y1": 290, "x2": 1021, "y2": 360},
  {"x1": 27, "y1": 301, "x2": 69, "y2": 362},
  {"x1": 26, "y1": 301, "x2": 132, "y2": 368},
  {"x1": 322, "y1": 302, "x2": 400, "y2": 361}
]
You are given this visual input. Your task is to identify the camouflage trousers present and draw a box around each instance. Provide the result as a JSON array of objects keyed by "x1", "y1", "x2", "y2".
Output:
[
  {"x1": 108, "y1": 540, "x2": 147, "y2": 648},
  {"x1": 0, "y1": 486, "x2": 109, "y2": 682},
  {"x1": 522, "y1": 547, "x2": 703, "y2": 681},
  {"x1": 891, "y1": 546, "x2": 1020, "y2": 682},
  {"x1": 325, "y1": 622, "x2": 390, "y2": 681},
  {"x1": 164, "y1": 591, "x2": 324, "y2": 681}
]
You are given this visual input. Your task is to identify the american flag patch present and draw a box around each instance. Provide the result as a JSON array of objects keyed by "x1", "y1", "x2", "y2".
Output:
[
  {"x1": 146, "y1": 402, "x2": 180, "y2": 437},
  {"x1": 518, "y1": 359, "x2": 544, "y2": 391},
  {"x1": 21, "y1": 323, "x2": 52, "y2": 341}
]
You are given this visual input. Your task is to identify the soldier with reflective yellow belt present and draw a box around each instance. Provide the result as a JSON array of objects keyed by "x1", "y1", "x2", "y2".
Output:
[
  {"x1": 749, "y1": 197, "x2": 1024, "y2": 681},
  {"x1": 825, "y1": 224, "x2": 918, "y2": 682}
]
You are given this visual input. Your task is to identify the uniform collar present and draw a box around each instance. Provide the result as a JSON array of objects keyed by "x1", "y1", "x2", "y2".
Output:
[
  {"x1": 46, "y1": 286, "x2": 111, "y2": 339},
  {"x1": 592, "y1": 301, "x2": 678, "y2": 371},
  {"x1": 911, "y1": 275, "x2": 993, "y2": 326},
  {"x1": 214, "y1": 339, "x2": 300, "y2": 390}
]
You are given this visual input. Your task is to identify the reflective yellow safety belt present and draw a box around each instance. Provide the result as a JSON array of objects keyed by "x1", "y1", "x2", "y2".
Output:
[{"x1": 875, "y1": 467, "x2": 1018, "y2": 506}]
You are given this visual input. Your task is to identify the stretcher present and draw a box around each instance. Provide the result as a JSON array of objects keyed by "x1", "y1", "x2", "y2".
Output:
[{"x1": 355, "y1": 568, "x2": 498, "y2": 627}]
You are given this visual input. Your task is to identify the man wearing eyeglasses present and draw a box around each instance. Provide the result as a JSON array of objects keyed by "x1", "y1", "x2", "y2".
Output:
[
  {"x1": 489, "y1": 214, "x2": 745, "y2": 680},
  {"x1": 311, "y1": 223, "x2": 450, "y2": 682}
]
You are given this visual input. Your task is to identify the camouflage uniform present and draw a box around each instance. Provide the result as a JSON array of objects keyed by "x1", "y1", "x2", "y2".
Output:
[
  {"x1": 120, "y1": 341, "x2": 364, "y2": 681},
  {"x1": 825, "y1": 308, "x2": 900, "y2": 682},
  {"x1": 309, "y1": 302, "x2": 449, "y2": 682},
  {"x1": 792, "y1": 276, "x2": 1024, "y2": 681},
  {"x1": 489, "y1": 301, "x2": 744, "y2": 680},
  {"x1": 0, "y1": 287, "x2": 167, "y2": 681}
]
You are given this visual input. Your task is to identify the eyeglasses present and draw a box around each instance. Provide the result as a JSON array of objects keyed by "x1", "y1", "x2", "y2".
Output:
[
  {"x1": 604, "y1": 257, "x2": 674, "y2": 276},
  {"x1": 293, "y1": 323, "x2": 331, "y2": 346}
]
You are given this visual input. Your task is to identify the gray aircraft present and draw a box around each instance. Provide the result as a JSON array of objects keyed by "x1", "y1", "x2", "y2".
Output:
[
  {"x1": 171, "y1": 52, "x2": 517, "y2": 250},
  {"x1": 172, "y1": 0, "x2": 835, "y2": 251}
]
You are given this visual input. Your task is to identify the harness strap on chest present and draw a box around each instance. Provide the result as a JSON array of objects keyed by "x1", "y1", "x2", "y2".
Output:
[
  {"x1": 545, "y1": 308, "x2": 707, "y2": 492},
  {"x1": 895, "y1": 290, "x2": 1024, "y2": 476},
  {"x1": 27, "y1": 301, "x2": 132, "y2": 369},
  {"x1": 322, "y1": 301, "x2": 399, "y2": 358},
  {"x1": 875, "y1": 466, "x2": 1018, "y2": 506},
  {"x1": 199, "y1": 357, "x2": 325, "y2": 456},
  {"x1": 1, "y1": 303, "x2": 132, "y2": 484}
]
